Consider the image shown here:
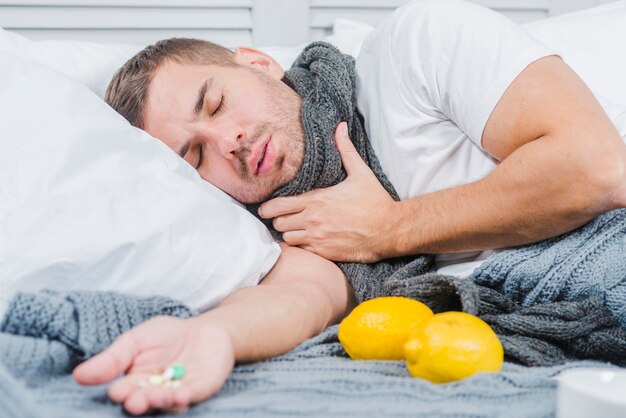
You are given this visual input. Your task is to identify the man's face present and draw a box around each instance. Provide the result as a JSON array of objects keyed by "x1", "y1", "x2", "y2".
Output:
[{"x1": 143, "y1": 49, "x2": 305, "y2": 203}]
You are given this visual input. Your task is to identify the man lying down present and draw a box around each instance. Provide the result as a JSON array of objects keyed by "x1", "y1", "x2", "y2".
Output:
[{"x1": 71, "y1": 0, "x2": 626, "y2": 414}]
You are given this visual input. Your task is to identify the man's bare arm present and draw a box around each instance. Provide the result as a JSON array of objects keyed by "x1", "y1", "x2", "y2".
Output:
[
  {"x1": 259, "y1": 57, "x2": 626, "y2": 262},
  {"x1": 194, "y1": 243, "x2": 355, "y2": 362},
  {"x1": 74, "y1": 244, "x2": 355, "y2": 414},
  {"x1": 382, "y1": 56, "x2": 626, "y2": 257}
]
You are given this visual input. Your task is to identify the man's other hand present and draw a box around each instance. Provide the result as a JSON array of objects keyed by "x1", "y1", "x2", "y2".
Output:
[{"x1": 259, "y1": 122, "x2": 397, "y2": 263}]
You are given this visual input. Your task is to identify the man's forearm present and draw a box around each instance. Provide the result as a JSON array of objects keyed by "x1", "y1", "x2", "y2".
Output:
[
  {"x1": 384, "y1": 134, "x2": 626, "y2": 257},
  {"x1": 189, "y1": 283, "x2": 336, "y2": 362},
  {"x1": 189, "y1": 245, "x2": 355, "y2": 363}
]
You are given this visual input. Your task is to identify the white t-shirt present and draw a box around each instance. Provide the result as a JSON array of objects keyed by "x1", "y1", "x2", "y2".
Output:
[{"x1": 355, "y1": 0, "x2": 626, "y2": 277}]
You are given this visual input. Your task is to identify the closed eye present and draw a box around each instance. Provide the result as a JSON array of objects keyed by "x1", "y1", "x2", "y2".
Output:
[
  {"x1": 195, "y1": 144, "x2": 204, "y2": 169},
  {"x1": 212, "y1": 95, "x2": 225, "y2": 116}
]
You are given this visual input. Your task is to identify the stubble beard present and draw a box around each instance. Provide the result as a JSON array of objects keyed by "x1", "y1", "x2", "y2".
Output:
[{"x1": 232, "y1": 79, "x2": 305, "y2": 204}]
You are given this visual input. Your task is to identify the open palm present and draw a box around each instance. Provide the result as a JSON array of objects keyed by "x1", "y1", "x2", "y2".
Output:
[{"x1": 74, "y1": 316, "x2": 235, "y2": 415}]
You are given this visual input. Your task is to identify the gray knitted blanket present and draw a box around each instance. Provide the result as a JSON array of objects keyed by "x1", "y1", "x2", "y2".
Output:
[
  {"x1": 0, "y1": 290, "x2": 614, "y2": 418},
  {"x1": 252, "y1": 41, "x2": 626, "y2": 367}
]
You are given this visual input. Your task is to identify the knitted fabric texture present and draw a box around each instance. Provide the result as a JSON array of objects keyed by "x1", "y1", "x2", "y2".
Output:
[
  {"x1": 251, "y1": 41, "x2": 626, "y2": 367},
  {"x1": 0, "y1": 290, "x2": 192, "y2": 385},
  {"x1": 0, "y1": 302, "x2": 611, "y2": 418}
]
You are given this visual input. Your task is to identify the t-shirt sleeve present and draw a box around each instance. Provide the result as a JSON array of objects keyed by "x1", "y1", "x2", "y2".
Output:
[{"x1": 387, "y1": 0, "x2": 557, "y2": 149}]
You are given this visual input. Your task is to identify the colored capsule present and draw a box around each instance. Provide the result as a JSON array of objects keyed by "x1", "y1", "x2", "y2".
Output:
[
  {"x1": 161, "y1": 364, "x2": 186, "y2": 382},
  {"x1": 170, "y1": 364, "x2": 186, "y2": 380}
]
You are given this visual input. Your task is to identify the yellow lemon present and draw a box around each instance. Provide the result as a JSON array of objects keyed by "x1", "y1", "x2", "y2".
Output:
[
  {"x1": 338, "y1": 296, "x2": 433, "y2": 360},
  {"x1": 403, "y1": 311, "x2": 503, "y2": 383}
]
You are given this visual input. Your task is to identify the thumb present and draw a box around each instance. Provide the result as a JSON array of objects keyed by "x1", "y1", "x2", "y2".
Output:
[
  {"x1": 73, "y1": 332, "x2": 138, "y2": 385},
  {"x1": 334, "y1": 122, "x2": 367, "y2": 176}
]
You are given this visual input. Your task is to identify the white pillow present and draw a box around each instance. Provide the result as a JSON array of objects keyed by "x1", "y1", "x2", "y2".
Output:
[
  {"x1": 523, "y1": 0, "x2": 626, "y2": 107},
  {"x1": 324, "y1": 19, "x2": 375, "y2": 58},
  {"x1": 0, "y1": 51, "x2": 281, "y2": 316},
  {"x1": 0, "y1": 25, "x2": 304, "y2": 97},
  {"x1": 0, "y1": 26, "x2": 346, "y2": 97},
  {"x1": 0, "y1": 26, "x2": 142, "y2": 99}
]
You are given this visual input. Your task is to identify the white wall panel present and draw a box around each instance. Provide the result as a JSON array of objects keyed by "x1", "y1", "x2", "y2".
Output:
[
  {"x1": 0, "y1": 7, "x2": 251, "y2": 29},
  {"x1": 11, "y1": 29, "x2": 252, "y2": 46},
  {"x1": 308, "y1": 0, "x2": 619, "y2": 38},
  {"x1": 0, "y1": 0, "x2": 615, "y2": 46},
  {"x1": 252, "y1": 0, "x2": 309, "y2": 47},
  {"x1": 309, "y1": 0, "x2": 555, "y2": 36},
  {"x1": 310, "y1": 7, "x2": 401, "y2": 28},
  {"x1": 0, "y1": 0, "x2": 254, "y2": 47},
  {"x1": 0, "y1": 0, "x2": 252, "y2": 6}
]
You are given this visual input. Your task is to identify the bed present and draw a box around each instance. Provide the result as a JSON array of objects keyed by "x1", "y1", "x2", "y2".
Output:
[{"x1": 2, "y1": 1, "x2": 626, "y2": 417}]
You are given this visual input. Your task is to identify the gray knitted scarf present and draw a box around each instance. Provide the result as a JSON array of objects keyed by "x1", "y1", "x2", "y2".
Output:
[{"x1": 250, "y1": 41, "x2": 626, "y2": 367}]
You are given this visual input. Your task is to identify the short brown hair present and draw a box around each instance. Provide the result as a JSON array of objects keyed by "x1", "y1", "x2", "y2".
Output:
[{"x1": 105, "y1": 38, "x2": 236, "y2": 128}]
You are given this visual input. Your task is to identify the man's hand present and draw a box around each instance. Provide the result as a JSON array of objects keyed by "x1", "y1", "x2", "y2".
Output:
[
  {"x1": 268, "y1": 57, "x2": 626, "y2": 261},
  {"x1": 74, "y1": 244, "x2": 354, "y2": 415},
  {"x1": 259, "y1": 122, "x2": 397, "y2": 263},
  {"x1": 73, "y1": 316, "x2": 235, "y2": 416}
]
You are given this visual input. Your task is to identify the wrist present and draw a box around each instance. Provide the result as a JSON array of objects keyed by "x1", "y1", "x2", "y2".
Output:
[
  {"x1": 374, "y1": 200, "x2": 409, "y2": 259},
  {"x1": 188, "y1": 315, "x2": 237, "y2": 361}
]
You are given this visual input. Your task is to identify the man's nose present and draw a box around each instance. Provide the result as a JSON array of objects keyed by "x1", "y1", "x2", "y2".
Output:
[{"x1": 205, "y1": 123, "x2": 245, "y2": 159}]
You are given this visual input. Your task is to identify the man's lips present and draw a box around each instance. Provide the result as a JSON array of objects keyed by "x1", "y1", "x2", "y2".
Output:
[
  {"x1": 249, "y1": 136, "x2": 275, "y2": 176},
  {"x1": 257, "y1": 139, "x2": 276, "y2": 176}
]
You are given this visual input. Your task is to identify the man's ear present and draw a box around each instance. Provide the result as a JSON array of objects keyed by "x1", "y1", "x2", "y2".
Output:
[{"x1": 233, "y1": 47, "x2": 285, "y2": 80}]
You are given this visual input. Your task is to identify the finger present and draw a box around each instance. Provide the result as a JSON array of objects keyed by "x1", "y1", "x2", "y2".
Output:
[
  {"x1": 122, "y1": 385, "x2": 182, "y2": 415},
  {"x1": 124, "y1": 389, "x2": 152, "y2": 416},
  {"x1": 172, "y1": 385, "x2": 193, "y2": 406},
  {"x1": 108, "y1": 373, "x2": 148, "y2": 403},
  {"x1": 73, "y1": 332, "x2": 139, "y2": 385},
  {"x1": 122, "y1": 368, "x2": 226, "y2": 414},
  {"x1": 180, "y1": 375, "x2": 225, "y2": 404},
  {"x1": 110, "y1": 373, "x2": 194, "y2": 409},
  {"x1": 259, "y1": 196, "x2": 306, "y2": 219},
  {"x1": 272, "y1": 212, "x2": 307, "y2": 233},
  {"x1": 281, "y1": 230, "x2": 309, "y2": 247},
  {"x1": 146, "y1": 387, "x2": 176, "y2": 410},
  {"x1": 106, "y1": 345, "x2": 178, "y2": 402},
  {"x1": 299, "y1": 245, "x2": 315, "y2": 253},
  {"x1": 334, "y1": 121, "x2": 368, "y2": 176}
]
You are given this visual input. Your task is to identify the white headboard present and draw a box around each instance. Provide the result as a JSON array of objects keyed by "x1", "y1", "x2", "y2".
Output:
[{"x1": 0, "y1": 0, "x2": 617, "y2": 47}]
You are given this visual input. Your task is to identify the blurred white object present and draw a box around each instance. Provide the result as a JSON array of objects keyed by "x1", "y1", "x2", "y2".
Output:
[
  {"x1": 324, "y1": 19, "x2": 374, "y2": 57},
  {"x1": 327, "y1": 1, "x2": 626, "y2": 107},
  {"x1": 3, "y1": 1, "x2": 626, "y2": 104},
  {"x1": 0, "y1": 51, "x2": 280, "y2": 316},
  {"x1": 524, "y1": 0, "x2": 626, "y2": 106},
  {"x1": 556, "y1": 368, "x2": 626, "y2": 418},
  {"x1": 274, "y1": 1, "x2": 626, "y2": 106},
  {"x1": 0, "y1": 27, "x2": 141, "y2": 98}
]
